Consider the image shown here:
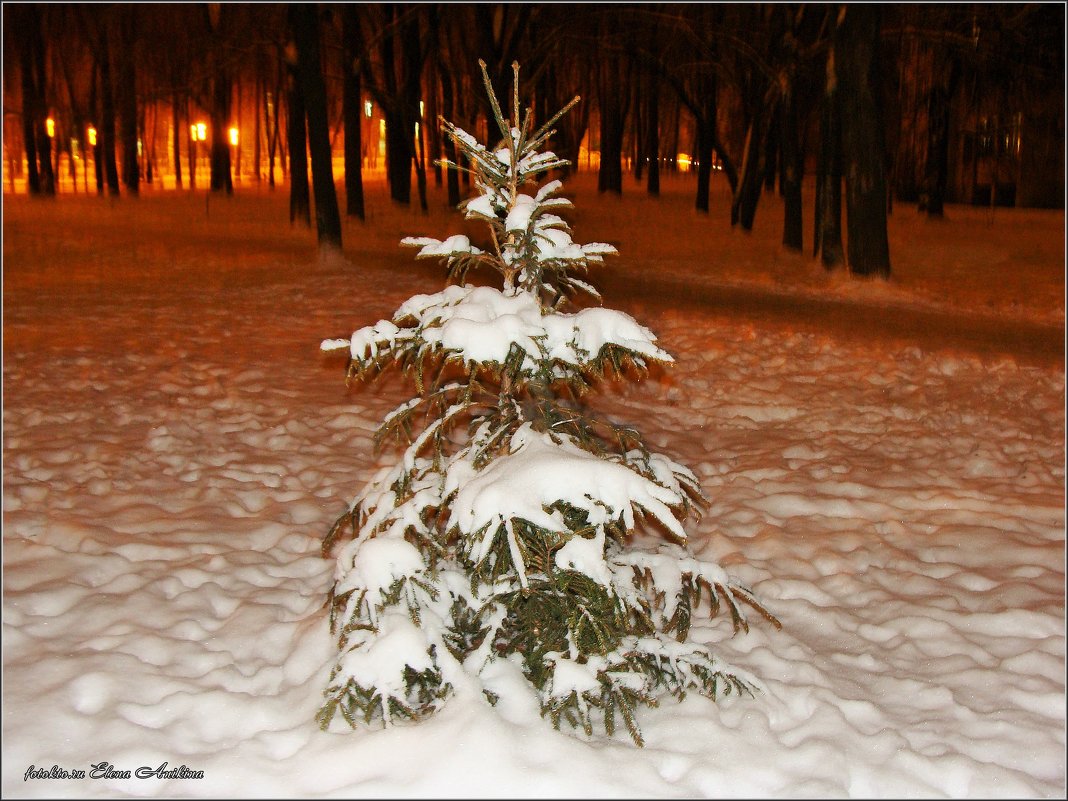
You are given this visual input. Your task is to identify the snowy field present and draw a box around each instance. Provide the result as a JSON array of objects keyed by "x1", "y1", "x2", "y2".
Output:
[{"x1": 3, "y1": 173, "x2": 1065, "y2": 798}]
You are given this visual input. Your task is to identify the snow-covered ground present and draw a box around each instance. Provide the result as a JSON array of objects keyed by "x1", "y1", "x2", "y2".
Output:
[{"x1": 3, "y1": 173, "x2": 1065, "y2": 798}]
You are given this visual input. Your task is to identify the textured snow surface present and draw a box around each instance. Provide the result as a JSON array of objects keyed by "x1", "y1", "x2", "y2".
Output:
[{"x1": 3, "y1": 174, "x2": 1064, "y2": 798}]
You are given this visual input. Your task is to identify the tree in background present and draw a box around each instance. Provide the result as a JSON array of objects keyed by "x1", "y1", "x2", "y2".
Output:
[
  {"x1": 318, "y1": 62, "x2": 777, "y2": 746},
  {"x1": 646, "y1": 5, "x2": 738, "y2": 213},
  {"x1": 834, "y1": 4, "x2": 891, "y2": 278},
  {"x1": 3, "y1": 2, "x2": 1060, "y2": 274},
  {"x1": 813, "y1": 9, "x2": 844, "y2": 270},
  {"x1": 289, "y1": 3, "x2": 341, "y2": 251},
  {"x1": 285, "y1": 24, "x2": 310, "y2": 227},
  {"x1": 595, "y1": 9, "x2": 631, "y2": 195},
  {"x1": 12, "y1": 4, "x2": 55, "y2": 196},
  {"x1": 340, "y1": 5, "x2": 365, "y2": 220},
  {"x1": 205, "y1": 3, "x2": 233, "y2": 195},
  {"x1": 359, "y1": 4, "x2": 429, "y2": 208},
  {"x1": 115, "y1": 5, "x2": 139, "y2": 195}
]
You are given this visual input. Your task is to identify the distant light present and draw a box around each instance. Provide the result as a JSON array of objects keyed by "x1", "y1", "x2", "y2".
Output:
[
  {"x1": 88, "y1": 126, "x2": 97, "y2": 147},
  {"x1": 228, "y1": 127, "x2": 239, "y2": 146},
  {"x1": 46, "y1": 118, "x2": 55, "y2": 138},
  {"x1": 195, "y1": 122, "x2": 207, "y2": 142},
  {"x1": 137, "y1": 138, "x2": 142, "y2": 157},
  {"x1": 419, "y1": 100, "x2": 425, "y2": 118},
  {"x1": 676, "y1": 153, "x2": 692, "y2": 172},
  {"x1": 364, "y1": 100, "x2": 372, "y2": 118}
]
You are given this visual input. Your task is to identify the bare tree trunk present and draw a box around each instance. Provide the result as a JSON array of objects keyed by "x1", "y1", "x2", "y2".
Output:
[
  {"x1": 206, "y1": 5, "x2": 232, "y2": 195},
  {"x1": 439, "y1": 50, "x2": 461, "y2": 208},
  {"x1": 781, "y1": 82, "x2": 803, "y2": 251},
  {"x1": 646, "y1": 73, "x2": 660, "y2": 197},
  {"x1": 252, "y1": 70, "x2": 261, "y2": 183},
  {"x1": 402, "y1": 11, "x2": 427, "y2": 213},
  {"x1": 87, "y1": 60, "x2": 104, "y2": 194},
  {"x1": 596, "y1": 46, "x2": 628, "y2": 195},
  {"x1": 694, "y1": 119, "x2": 714, "y2": 213},
  {"x1": 17, "y1": 5, "x2": 42, "y2": 196},
  {"x1": 98, "y1": 24, "x2": 120, "y2": 196},
  {"x1": 377, "y1": 6, "x2": 413, "y2": 205},
  {"x1": 18, "y1": 4, "x2": 56, "y2": 196},
  {"x1": 693, "y1": 83, "x2": 720, "y2": 213},
  {"x1": 814, "y1": 39, "x2": 844, "y2": 269},
  {"x1": 731, "y1": 105, "x2": 773, "y2": 229},
  {"x1": 286, "y1": 54, "x2": 310, "y2": 225},
  {"x1": 415, "y1": 108, "x2": 428, "y2": 212},
  {"x1": 632, "y1": 69, "x2": 646, "y2": 182},
  {"x1": 289, "y1": 3, "x2": 342, "y2": 249},
  {"x1": 234, "y1": 79, "x2": 242, "y2": 181},
  {"x1": 116, "y1": 7, "x2": 139, "y2": 195},
  {"x1": 209, "y1": 71, "x2": 233, "y2": 194},
  {"x1": 341, "y1": 6, "x2": 365, "y2": 219},
  {"x1": 267, "y1": 70, "x2": 281, "y2": 188},
  {"x1": 922, "y1": 54, "x2": 958, "y2": 218},
  {"x1": 186, "y1": 97, "x2": 197, "y2": 189},
  {"x1": 836, "y1": 4, "x2": 890, "y2": 277},
  {"x1": 424, "y1": 27, "x2": 442, "y2": 189},
  {"x1": 668, "y1": 98, "x2": 680, "y2": 176},
  {"x1": 172, "y1": 92, "x2": 183, "y2": 188}
]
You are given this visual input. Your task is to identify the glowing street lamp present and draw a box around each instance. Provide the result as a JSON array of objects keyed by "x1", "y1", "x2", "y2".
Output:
[
  {"x1": 46, "y1": 117, "x2": 55, "y2": 138},
  {"x1": 228, "y1": 127, "x2": 239, "y2": 147},
  {"x1": 87, "y1": 126, "x2": 97, "y2": 147}
]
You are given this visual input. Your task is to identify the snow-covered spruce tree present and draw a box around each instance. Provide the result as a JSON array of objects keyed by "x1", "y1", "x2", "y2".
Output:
[{"x1": 319, "y1": 62, "x2": 778, "y2": 746}]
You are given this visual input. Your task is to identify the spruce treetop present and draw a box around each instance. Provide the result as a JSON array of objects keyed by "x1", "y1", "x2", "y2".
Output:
[{"x1": 404, "y1": 60, "x2": 615, "y2": 305}]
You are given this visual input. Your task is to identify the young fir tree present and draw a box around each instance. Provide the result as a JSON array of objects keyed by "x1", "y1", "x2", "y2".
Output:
[{"x1": 319, "y1": 61, "x2": 778, "y2": 746}]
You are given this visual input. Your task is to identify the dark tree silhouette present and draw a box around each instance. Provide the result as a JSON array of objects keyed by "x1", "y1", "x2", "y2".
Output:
[
  {"x1": 141, "y1": 5, "x2": 199, "y2": 191},
  {"x1": 341, "y1": 6, "x2": 365, "y2": 220},
  {"x1": 358, "y1": 5, "x2": 428, "y2": 208},
  {"x1": 777, "y1": 6, "x2": 809, "y2": 252},
  {"x1": 642, "y1": 59, "x2": 661, "y2": 196},
  {"x1": 286, "y1": 35, "x2": 310, "y2": 226},
  {"x1": 813, "y1": 31, "x2": 844, "y2": 269},
  {"x1": 727, "y1": 5, "x2": 782, "y2": 231},
  {"x1": 15, "y1": 9, "x2": 41, "y2": 195},
  {"x1": 289, "y1": 3, "x2": 342, "y2": 250},
  {"x1": 595, "y1": 10, "x2": 630, "y2": 195},
  {"x1": 87, "y1": 60, "x2": 104, "y2": 193},
  {"x1": 436, "y1": 17, "x2": 462, "y2": 208},
  {"x1": 835, "y1": 4, "x2": 891, "y2": 278},
  {"x1": 14, "y1": 4, "x2": 55, "y2": 196},
  {"x1": 472, "y1": 5, "x2": 534, "y2": 124},
  {"x1": 531, "y1": 17, "x2": 590, "y2": 180},
  {"x1": 116, "y1": 6, "x2": 139, "y2": 195},
  {"x1": 77, "y1": 7, "x2": 121, "y2": 196},
  {"x1": 922, "y1": 50, "x2": 958, "y2": 218},
  {"x1": 205, "y1": 4, "x2": 233, "y2": 195},
  {"x1": 649, "y1": 6, "x2": 738, "y2": 213},
  {"x1": 5, "y1": 0, "x2": 1060, "y2": 261},
  {"x1": 265, "y1": 42, "x2": 286, "y2": 189}
]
